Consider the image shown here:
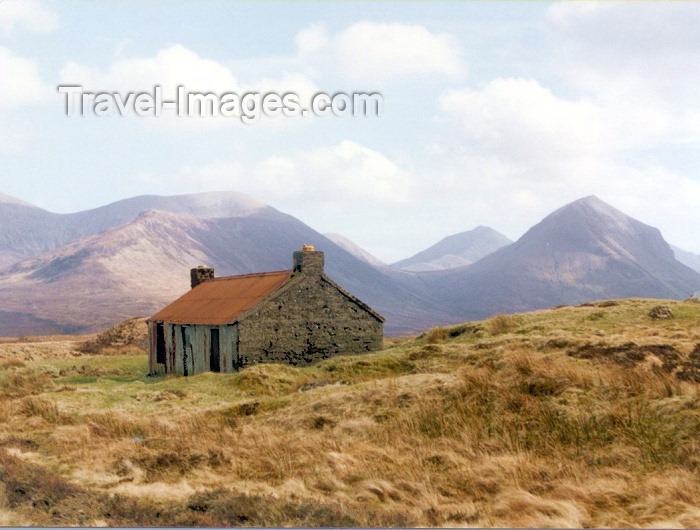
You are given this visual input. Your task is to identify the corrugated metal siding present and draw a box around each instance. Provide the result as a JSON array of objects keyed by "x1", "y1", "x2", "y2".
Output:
[{"x1": 149, "y1": 270, "x2": 292, "y2": 325}]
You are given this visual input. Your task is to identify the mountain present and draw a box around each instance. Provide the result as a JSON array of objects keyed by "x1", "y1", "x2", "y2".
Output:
[
  {"x1": 0, "y1": 209, "x2": 457, "y2": 336},
  {"x1": 419, "y1": 196, "x2": 700, "y2": 319},
  {"x1": 1, "y1": 192, "x2": 698, "y2": 337},
  {"x1": 393, "y1": 226, "x2": 512, "y2": 271},
  {"x1": 324, "y1": 233, "x2": 387, "y2": 268},
  {"x1": 0, "y1": 191, "x2": 270, "y2": 271},
  {"x1": 672, "y1": 245, "x2": 700, "y2": 274}
]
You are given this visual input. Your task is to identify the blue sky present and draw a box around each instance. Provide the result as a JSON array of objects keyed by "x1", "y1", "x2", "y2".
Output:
[{"x1": 1, "y1": 1, "x2": 698, "y2": 261}]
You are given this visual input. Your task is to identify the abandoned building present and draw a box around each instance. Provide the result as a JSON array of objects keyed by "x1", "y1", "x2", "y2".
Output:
[{"x1": 147, "y1": 246, "x2": 385, "y2": 375}]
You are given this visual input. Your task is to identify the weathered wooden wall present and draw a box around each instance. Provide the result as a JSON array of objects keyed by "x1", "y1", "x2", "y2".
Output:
[
  {"x1": 150, "y1": 322, "x2": 239, "y2": 375},
  {"x1": 221, "y1": 324, "x2": 238, "y2": 372},
  {"x1": 148, "y1": 321, "x2": 158, "y2": 375}
]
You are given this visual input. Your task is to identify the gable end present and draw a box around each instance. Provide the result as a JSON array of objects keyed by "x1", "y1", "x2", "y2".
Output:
[{"x1": 319, "y1": 275, "x2": 386, "y2": 322}]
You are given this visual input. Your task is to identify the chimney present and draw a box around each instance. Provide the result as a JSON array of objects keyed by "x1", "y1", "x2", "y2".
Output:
[
  {"x1": 293, "y1": 245, "x2": 324, "y2": 275},
  {"x1": 190, "y1": 266, "x2": 215, "y2": 289}
]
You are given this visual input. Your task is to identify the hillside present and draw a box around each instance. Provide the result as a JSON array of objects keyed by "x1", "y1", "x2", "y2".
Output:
[
  {"x1": 0, "y1": 298, "x2": 697, "y2": 527},
  {"x1": 0, "y1": 191, "x2": 270, "y2": 271},
  {"x1": 324, "y1": 233, "x2": 387, "y2": 268},
  {"x1": 0, "y1": 210, "x2": 457, "y2": 336},
  {"x1": 393, "y1": 226, "x2": 512, "y2": 271},
  {"x1": 421, "y1": 196, "x2": 700, "y2": 319}
]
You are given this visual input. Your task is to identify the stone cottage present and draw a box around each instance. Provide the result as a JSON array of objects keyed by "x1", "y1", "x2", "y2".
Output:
[{"x1": 147, "y1": 246, "x2": 384, "y2": 375}]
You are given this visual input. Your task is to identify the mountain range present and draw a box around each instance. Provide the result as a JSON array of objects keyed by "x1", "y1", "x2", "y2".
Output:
[
  {"x1": 0, "y1": 191, "x2": 698, "y2": 336},
  {"x1": 0, "y1": 190, "x2": 266, "y2": 270},
  {"x1": 418, "y1": 196, "x2": 700, "y2": 318}
]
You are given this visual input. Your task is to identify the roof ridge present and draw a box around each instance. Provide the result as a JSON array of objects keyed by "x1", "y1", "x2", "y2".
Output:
[{"x1": 207, "y1": 269, "x2": 292, "y2": 281}]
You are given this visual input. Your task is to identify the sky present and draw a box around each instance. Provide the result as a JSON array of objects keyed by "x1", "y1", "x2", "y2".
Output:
[{"x1": 0, "y1": 1, "x2": 699, "y2": 262}]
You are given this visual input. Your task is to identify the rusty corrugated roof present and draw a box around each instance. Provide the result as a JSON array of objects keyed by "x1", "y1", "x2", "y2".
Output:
[{"x1": 149, "y1": 270, "x2": 292, "y2": 325}]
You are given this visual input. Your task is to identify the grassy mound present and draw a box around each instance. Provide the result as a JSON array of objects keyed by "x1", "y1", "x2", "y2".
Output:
[
  {"x1": 0, "y1": 298, "x2": 698, "y2": 527},
  {"x1": 77, "y1": 317, "x2": 149, "y2": 355}
]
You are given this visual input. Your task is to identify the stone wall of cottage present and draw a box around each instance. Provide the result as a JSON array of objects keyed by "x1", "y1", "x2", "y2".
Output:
[{"x1": 237, "y1": 273, "x2": 383, "y2": 367}]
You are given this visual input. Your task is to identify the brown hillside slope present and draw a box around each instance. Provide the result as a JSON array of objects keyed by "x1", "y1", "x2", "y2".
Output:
[{"x1": 0, "y1": 298, "x2": 698, "y2": 527}]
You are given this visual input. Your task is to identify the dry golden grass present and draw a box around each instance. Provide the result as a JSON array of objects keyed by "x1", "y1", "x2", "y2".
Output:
[
  {"x1": 0, "y1": 298, "x2": 698, "y2": 527},
  {"x1": 0, "y1": 338, "x2": 83, "y2": 361},
  {"x1": 489, "y1": 313, "x2": 525, "y2": 334},
  {"x1": 76, "y1": 317, "x2": 148, "y2": 355},
  {"x1": 0, "y1": 318, "x2": 148, "y2": 363}
]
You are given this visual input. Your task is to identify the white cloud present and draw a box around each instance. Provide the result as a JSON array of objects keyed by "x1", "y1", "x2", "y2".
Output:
[
  {"x1": 60, "y1": 44, "x2": 319, "y2": 102},
  {"x1": 261, "y1": 140, "x2": 412, "y2": 203},
  {"x1": 440, "y1": 78, "x2": 604, "y2": 161},
  {"x1": 60, "y1": 44, "x2": 241, "y2": 99},
  {"x1": 0, "y1": 46, "x2": 51, "y2": 155},
  {"x1": 429, "y1": 76, "x2": 700, "y2": 250},
  {"x1": 127, "y1": 70, "x2": 699, "y2": 257},
  {"x1": 547, "y1": 2, "x2": 700, "y2": 60},
  {"x1": 547, "y1": 3, "x2": 700, "y2": 113},
  {"x1": 59, "y1": 44, "x2": 319, "y2": 130},
  {"x1": 164, "y1": 140, "x2": 413, "y2": 206},
  {"x1": 542, "y1": 0, "x2": 700, "y2": 206},
  {"x1": 0, "y1": 45, "x2": 51, "y2": 108},
  {"x1": 130, "y1": 140, "x2": 417, "y2": 260},
  {"x1": 0, "y1": 0, "x2": 58, "y2": 34},
  {"x1": 297, "y1": 22, "x2": 463, "y2": 81}
]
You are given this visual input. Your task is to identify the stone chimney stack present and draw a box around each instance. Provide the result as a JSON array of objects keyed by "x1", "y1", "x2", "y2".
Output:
[
  {"x1": 190, "y1": 266, "x2": 215, "y2": 289},
  {"x1": 293, "y1": 245, "x2": 324, "y2": 276}
]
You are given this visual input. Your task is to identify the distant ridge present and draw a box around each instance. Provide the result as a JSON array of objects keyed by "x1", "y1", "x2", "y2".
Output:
[
  {"x1": 324, "y1": 233, "x2": 387, "y2": 268},
  {"x1": 672, "y1": 245, "x2": 700, "y2": 274},
  {"x1": 393, "y1": 226, "x2": 512, "y2": 271}
]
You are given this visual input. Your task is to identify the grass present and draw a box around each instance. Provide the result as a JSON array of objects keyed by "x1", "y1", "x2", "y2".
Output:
[{"x1": 0, "y1": 298, "x2": 698, "y2": 527}]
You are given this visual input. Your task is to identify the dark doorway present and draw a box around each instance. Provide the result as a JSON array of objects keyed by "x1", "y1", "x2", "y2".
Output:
[
  {"x1": 155, "y1": 323, "x2": 166, "y2": 365},
  {"x1": 210, "y1": 329, "x2": 220, "y2": 372}
]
